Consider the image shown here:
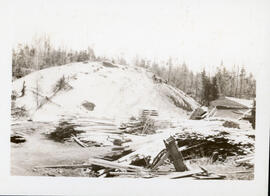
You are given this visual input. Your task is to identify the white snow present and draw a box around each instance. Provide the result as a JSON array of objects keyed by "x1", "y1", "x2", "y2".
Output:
[
  {"x1": 12, "y1": 62, "x2": 199, "y2": 121},
  {"x1": 226, "y1": 97, "x2": 253, "y2": 108}
]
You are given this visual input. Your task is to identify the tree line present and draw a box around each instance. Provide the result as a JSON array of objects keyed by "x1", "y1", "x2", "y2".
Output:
[
  {"x1": 12, "y1": 35, "x2": 256, "y2": 105},
  {"x1": 149, "y1": 60, "x2": 256, "y2": 105},
  {"x1": 12, "y1": 35, "x2": 97, "y2": 78}
]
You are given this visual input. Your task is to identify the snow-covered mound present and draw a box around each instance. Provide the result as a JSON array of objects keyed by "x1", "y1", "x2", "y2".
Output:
[{"x1": 12, "y1": 62, "x2": 199, "y2": 121}]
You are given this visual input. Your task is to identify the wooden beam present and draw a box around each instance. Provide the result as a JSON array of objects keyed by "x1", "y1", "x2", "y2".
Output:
[
  {"x1": 157, "y1": 169, "x2": 203, "y2": 179},
  {"x1": 235, "y1": 156, "x2": 254, "y2": 164},
  {"x1": 34, "y1": 164, "x2": 93, "y2": 169},
  {"x1": 88, "y1": 158, "x2": 149, "y2": 172},
  {"x1": 164, "y1": 136, "x2": 187, "y2": 172}
]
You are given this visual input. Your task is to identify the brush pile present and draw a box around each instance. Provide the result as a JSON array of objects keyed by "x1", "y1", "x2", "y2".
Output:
[{"x1": 48, "y1": 121, "x2": 84, "y2": 142}]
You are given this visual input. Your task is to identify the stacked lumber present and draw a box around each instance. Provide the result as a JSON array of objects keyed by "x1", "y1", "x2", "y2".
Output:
[
  {"x1": 119, "y1": 110, "x2": 159, "y2": 135},
  {"x1": 140, "y1": 109, "x2": 159, "y2": 119},
  {"x1": 121, "y1": 118, "x2": 156, "y2": 135}
]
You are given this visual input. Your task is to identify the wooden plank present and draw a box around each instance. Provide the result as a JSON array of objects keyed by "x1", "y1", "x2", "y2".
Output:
[
  {"x1": 235, "y1": 156, "x2": 254, "y2": 164},
  {"x1": 238, "y1": 109, "x2": 252, "y2": 120},
  {"x1": 156, "y1": 169, "x2": 203, "y2": 179},
  {"x1": 71, "y1": 135, "x2": 88, "y2": 148},
  {"x1": 88, "y1": 158, "x2": 149, "y2": 172},
  {"x1": 151, "y1": 151, "x2": 169, "y2": 170},
  {"x1": 35, "y1": 164, "x2": 93, "y2": 169},
  {"x1": 193, "y1": 174, "x2": 226, "y2": 180},
  {"x1": 109, "y1": 171, "x2": 140, "y2": 176},
  {"x1": 164, "y1": 136, "x2": 187, "y2": 172},
  {"x1": 35, "y1": 159, "x2": 147, "y2": 172}
]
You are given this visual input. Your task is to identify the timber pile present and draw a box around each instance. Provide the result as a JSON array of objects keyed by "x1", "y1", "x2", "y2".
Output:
[
  {"x1": 109, "y1": 126, "x2": 254, "y2": 173},
  {"x1": 175, "y1": 129, "x2": 254, "y2": 158},
  {"x1": 119, "y1": 118, "x2": 156, "y2": 135},
  {"x1": 122, "y1": 118, "x2": 156, "y2": 135},
  {"x1": 41, "y1": 114, "x2": 140, "y2": 147},
  {"x1": 120, "y1": 110, "x2": 158, "y2": 135},
  {"x1": 140, "y1": 109, "x2": 159, "y2": 118}
]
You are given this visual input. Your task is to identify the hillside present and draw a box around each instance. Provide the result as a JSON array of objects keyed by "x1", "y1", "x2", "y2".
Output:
[{"x1": 12, "y1": 61, "x2": 199, "y2": 122}]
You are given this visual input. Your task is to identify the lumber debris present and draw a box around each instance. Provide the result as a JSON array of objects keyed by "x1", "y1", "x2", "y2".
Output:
[
  {"x1": 71, "y1": 135, "x2": 88, "y2": 147},
  {"x1": 189, "y1": 107, "x2": 208, "y2": 120},
  {"x1": 88, "y1": 158, "x2": 149, "y2": 172},
  {"x1": 235, "y1": 155, "x2": 254, "y2": 168},
  {"x1": 34, "y1": 164, "x2": 93, "y2": 169},
  {"x1": 164, "y1": 136, "x2": 187, "y2": 172},
  {"x1": 235, "y1": 156, "x2": 254, "y2": 164},
  {"x1": 157, "y1": 169, "x2": 203, "y2": 179},
  {"x1": 119, "y1": 110, "x2": 158, "y2": 135},
  {"x1": 193, "y1": 174, "x2": 226, "y2": 180}
]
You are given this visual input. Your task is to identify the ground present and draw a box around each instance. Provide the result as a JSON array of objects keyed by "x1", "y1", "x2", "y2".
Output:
[
  {"x1": 11, "y1": 124, "x2": 112, "y2": 177},
  {"x1": 10, "y1": 61, "x2": 255, "y2": 179},
  {"x1": 11, "y1": 118, "x2": 254, "y2": 179}
]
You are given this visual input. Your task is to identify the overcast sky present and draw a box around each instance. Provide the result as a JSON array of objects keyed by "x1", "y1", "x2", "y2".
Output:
[{"x1": 9, "y1": 0, "x2": 270, "y2": 75}]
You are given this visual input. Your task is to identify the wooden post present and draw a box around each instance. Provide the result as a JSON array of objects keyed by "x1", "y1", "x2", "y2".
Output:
[{"x1": 164, "y1": 136, "x2": 187, "y2": 172}]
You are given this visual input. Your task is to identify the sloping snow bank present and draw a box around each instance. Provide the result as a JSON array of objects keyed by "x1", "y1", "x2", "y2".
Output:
[{"x1": 12, "y1": 62, "x2": 199, "y2": 121}]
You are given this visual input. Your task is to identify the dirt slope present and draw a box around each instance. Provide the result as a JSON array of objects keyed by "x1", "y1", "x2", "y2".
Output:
[{"x1": 12, "y1": 61, "x2": 199, "y2": 121}]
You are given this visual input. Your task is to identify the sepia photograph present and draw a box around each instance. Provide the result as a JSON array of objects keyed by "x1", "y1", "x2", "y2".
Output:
[{"x1": 1, "y1": 0, "x2": 269, "y2": 195}]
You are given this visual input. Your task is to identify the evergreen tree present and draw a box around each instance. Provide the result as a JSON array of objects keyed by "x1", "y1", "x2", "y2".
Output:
[
  {"x1": 201, "y1": 69, "x2": 211, "y2": 106},
  {"x1": 211, "y1": 76, "x2": 219, "y2": 100}
]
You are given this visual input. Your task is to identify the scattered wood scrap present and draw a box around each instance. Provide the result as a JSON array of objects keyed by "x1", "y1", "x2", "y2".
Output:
[
  {"x1": 71, "y1": 135, "x2": 88, "y2": 147},
  {"x1": 193, "y1": 174, "x2": 226, "y2": 180},
  {"x1": 156, "y1": 169, "x2": 203, "y2": 179},
  {"x1": 235, "y1": 155, "x2": 254, "y2": 168},
  {"x1": 88, "y1": 158, "x2": 150, "y2": 172}
]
